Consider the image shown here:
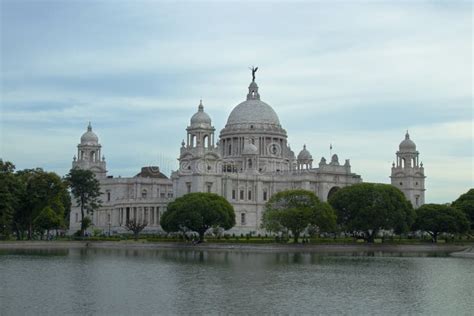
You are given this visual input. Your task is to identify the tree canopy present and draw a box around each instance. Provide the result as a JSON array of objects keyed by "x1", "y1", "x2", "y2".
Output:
[
  {"x1": 15, "y1": 168, "x2": 70, "y2": 239},
  {"x1": 262, "y1": 189, "x2": 337, "y2": 243},
  {"x1": 65, "y1": 168, "x2": 102, "y2": 236},
  {"x1": 33, "y1": 206, "x2": 62, "y2": 238},
  {"x1": 329, "y1": 183, "x2": 415, "y2": 242},
  {"x1": 161, "y1": 192, "x2": 235, "y2": 241},
  {"x1": 452, "y1": 189, "x2": 474, "y2": 231},
  {"x1": 414, "y1": 203, "x2": 469, "y2": 242},
  {"x1": 0, "y1": 160, "x2": 22, "y2": 238}
]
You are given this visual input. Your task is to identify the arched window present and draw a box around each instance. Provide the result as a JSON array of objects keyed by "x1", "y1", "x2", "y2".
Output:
[
  {"x1": 142, "y1": 189, "x2": 147, "y2": 199},
  {"x1": 107, "y1": 191, "x2": 111, "y2": 201},
  {"x1": 191, "y1": 135, "x2": 197, "y2": 147},
  {"x1": 401, "y1": 158, "x2": 406, "y2": 168},
  {"x1": 203, "y1": 135, "x2": 209, "y2": 148},
  {"x1": 241, "y1": 213, "x2": 246, "y2": 225}
]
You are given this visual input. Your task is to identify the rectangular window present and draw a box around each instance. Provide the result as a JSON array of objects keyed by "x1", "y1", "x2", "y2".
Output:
[
  {"x1": 107, "y1": 191, "x2": 111, "y2": 202},
  {"x1": 241, "y1": 213, "x2": 246, "y2": 225},
  {"x1": 232, "y1": 190, "x2": 236, "y2": 200},
  {"x1": 263, "y1": 191, "x2": 268, "y2": 201},
  {"x1": 240, "y1": 190, "x2": 244, "y2": 200},
  {"x1": 168, "y1": 192, "x2": 173, "y2": 198},
  {"x1": 248, "y1": 190, "x2": 252, "y2": 200},
  {"x1": 160, "y1": 193, "x2": 165, "y2": 198}
]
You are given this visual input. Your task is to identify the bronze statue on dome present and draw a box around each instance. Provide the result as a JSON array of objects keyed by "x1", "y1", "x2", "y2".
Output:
[{"x1": 250, "y1": 66, "x2": 258, "y2": 82}]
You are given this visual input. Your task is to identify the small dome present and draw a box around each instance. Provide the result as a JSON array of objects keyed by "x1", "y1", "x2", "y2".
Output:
[
  {"x1": 190, "y1": 100, "x2": 212, "y2": 127},
  {"x1": 399, "y1": 131, "x2": 416, "y2": 151},
  {"x1": 297, "y1": 145, "x2": 312, "y2": 161},
  {"x1": 80, "y1": 122, "x2": 98, "y2": 144},
  {"x1": 242, "y1": 140, "x2": 258, "y2": 155}
]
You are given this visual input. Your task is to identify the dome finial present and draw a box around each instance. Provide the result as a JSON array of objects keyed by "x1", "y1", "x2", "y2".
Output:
[
  {"x1": 87, "y1": 121, "x2": 92, "y2": 132},
  {"x1": 405, "y1": 130, "x2": 410, "y2": 139},
  {"x1": 198, "y1": 99, "x2": 204, "y2": 112}
]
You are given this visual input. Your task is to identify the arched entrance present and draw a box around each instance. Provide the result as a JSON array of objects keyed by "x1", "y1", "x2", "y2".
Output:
[{"x1": 327, "y1": 186, "x2": 341, "y2": 200}]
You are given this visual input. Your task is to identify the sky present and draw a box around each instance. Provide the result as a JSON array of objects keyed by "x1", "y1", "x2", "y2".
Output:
[{"x1": 0, "y1": 0, "x2": 472, "y2": 203}]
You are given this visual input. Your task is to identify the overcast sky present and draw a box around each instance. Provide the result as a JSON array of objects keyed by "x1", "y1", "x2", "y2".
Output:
[{"x1": 1, "y1": 0, "x2": 472, "y2": 203}]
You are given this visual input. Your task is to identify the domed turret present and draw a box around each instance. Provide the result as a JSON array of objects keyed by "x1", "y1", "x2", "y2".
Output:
[
  {"x1": 185, "y1": 100, "x2": 216, "y2": 149},
  {"x1": 399, "y1": 131, "x2": 416, "y2": 152},
  {"x1": 80, "y1": 122, "x2": 99, "y2": 144},
  {"x1": 297, "y1": 145, "x2": 312, "y2": 161},
  {"x1": 391, "y1": 131, "x2": 425, "y2": 208},
  {"x1": 297, "y1": 145, "x2": 313, "y2": 170},
  {"x1": 190, "y1": 100, "x2": 212, "y2": 128},
  {"x1": 73, "y1": 122, "x2": 107, "y2": 178}
]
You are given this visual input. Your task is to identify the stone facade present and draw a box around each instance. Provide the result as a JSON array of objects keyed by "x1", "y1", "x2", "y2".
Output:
[{"x1": 68, "y1": 77, "x2": 425, "y2": 234}]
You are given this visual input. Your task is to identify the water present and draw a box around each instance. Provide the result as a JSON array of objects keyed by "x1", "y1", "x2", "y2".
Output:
[{"x1": 0, "y1": 248, "x2": 473, "y2": 315}]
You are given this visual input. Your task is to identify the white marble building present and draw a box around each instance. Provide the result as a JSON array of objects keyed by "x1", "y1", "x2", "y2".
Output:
[{"x1": 68, "y1": 76, "x2": 425, "y2": 234}]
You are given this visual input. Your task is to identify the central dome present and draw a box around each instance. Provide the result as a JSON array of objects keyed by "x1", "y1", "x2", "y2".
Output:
[
  {"x1": 225, "y1": 81, "x2": 281, "y2": 127},
  {"x1": 226, "y1": 99, "x2": 281, "y2": 126}
]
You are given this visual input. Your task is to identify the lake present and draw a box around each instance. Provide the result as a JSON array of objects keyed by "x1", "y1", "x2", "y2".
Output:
[{"x1": 0, "y1": 248, "x2": 473, "y2": 315}]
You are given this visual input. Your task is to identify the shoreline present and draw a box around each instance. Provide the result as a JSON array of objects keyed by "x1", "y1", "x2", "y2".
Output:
[{"x1": 0, "y1": 241, "x2": 471, "y2": 255}]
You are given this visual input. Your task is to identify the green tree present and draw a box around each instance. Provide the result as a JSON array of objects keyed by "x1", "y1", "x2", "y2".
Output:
[
  {"x1": 414, "y1": 204, "x2": 469, "y2": 242},
  {"x1": 0, "y1": 160, "x2": 22, "y2": 238},
  {"x1": 65, "y1": 168, "x2": 102, "y2": 236},
  {"x1": 33, "y1": 206, "x2": 62, "y2": 239},
  {"x1": 262, "y1": 189, "x2": 337, "y2": 243},
  {"x1": 329, "y1": 183, "x2": 415, "y2": 243},
  {"x1": 161, "y1": 193, "x2": 235, "y2": 242},
  {"x1": 452, "y1": 189, "x2": 474, "y2": 231},
  {"x1": 15, "y1": 168, "x2": 70, "y2": 239}
]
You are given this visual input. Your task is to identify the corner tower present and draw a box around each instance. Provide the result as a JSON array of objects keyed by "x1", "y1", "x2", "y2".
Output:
[
  {"x1": 72, "y1": 122, "x2": 107, "y2": 178},
  {"x1": 391, "y1": 131, "x2": 425, "y2": 208}
]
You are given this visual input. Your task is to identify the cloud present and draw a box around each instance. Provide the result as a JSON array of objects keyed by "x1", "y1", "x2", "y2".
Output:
[{"x1": 0, "y1": 1, "x2": 472, "y2": 204}]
